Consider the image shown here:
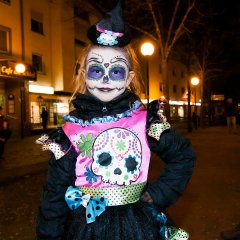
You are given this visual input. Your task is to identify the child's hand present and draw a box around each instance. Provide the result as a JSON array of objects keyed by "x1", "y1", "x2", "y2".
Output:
[{"x1": 141, "y1": 191, "x2": 153, "y2": 203}]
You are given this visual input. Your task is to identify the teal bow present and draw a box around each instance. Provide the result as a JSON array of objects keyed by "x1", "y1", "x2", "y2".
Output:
[{"x1": 65, "y1": 186, "x2": 108, "y2": 224}]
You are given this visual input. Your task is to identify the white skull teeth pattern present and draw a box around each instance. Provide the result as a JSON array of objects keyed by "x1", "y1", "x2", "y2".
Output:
[
  {"x1": 91, "y1": 128, "x2": 142, "y2": 186},
  {"x1": 87, "y1": 86, "x2": 125, "y2": 92}
]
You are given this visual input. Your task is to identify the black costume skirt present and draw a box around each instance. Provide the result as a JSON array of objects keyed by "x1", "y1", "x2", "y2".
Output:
[{"x1": 64, "y1": 201, "x2": 163, "y2": 240}]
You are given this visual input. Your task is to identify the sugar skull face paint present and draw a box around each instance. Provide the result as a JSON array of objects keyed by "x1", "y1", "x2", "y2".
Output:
[{"x1": 85, "y1": 47, "x2": 134, "y2": 102}]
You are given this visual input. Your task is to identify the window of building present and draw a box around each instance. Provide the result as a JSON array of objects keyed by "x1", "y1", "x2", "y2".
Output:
[
  {"x1": 32, "y1": 53, "x2": 43, "y2": 72},
  {"x1": 0, "y1": 26, "x2": 11, "y2": 54},
  {"x1": 0, "y1": 0, "x2": 11, "y2": 5},
  {"x1": 181, "y1": 71, "x2": 185, "y2": 78},
  {"x1": 31, "y1": 19, "x2": 43, "y2": 34},
  {"x1": 181, "y1": 87, "x2": 185, "y2": 94},
  {"x1": 173, "y1": 84, "x2": 177, "y2": 93},
  {"x1": 31, "y1": 10, "x2": 43, "y2": 34},
  {"x1": 172, "y1": 69, "x2": 176, "y2": 76}
]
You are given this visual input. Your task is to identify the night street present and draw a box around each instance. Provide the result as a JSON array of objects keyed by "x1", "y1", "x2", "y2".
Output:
[
  {"x1": 0, "y1": 172, "x2": 46, "y2": 239},
  {"x1": 1, "y1": 1, "x2": 240, "y2": 239},
  {"x1": 0, "y1": 126, "x2": 240, "y2": 240}
]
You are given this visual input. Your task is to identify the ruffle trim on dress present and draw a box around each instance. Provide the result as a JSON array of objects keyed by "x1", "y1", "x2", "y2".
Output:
[
  {"x1": 63, "y1": 100, "x2": 142, "y2": 127},
  {"x1": 147, "y1": 99, "x2": 171, "y2": 141},
  {"x1": 36, "y1": 130, "x2": 72, "y2": 160},
  {"x1": 148, "y1": 206, "x2": 189, "y2": 240}
]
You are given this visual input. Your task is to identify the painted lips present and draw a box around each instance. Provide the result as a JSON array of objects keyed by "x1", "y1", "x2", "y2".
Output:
[{"x1": 97, "y1": 88, "x2": 114, "y2": 92}]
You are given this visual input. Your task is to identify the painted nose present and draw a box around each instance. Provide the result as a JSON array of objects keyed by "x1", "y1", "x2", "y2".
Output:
[
  {"x1": 103, "y1": 75, "x2": 109, "y2": 83},
  {"x1": 114, "y1": 168, "x2": 122, "y2": 175}
]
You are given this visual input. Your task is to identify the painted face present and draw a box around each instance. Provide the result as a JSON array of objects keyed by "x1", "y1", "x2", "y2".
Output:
[{"x1": 85, "y1": 47, "x2": 134, "y2": 102}]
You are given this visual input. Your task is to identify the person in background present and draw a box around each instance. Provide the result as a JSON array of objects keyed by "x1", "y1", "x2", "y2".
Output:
[
  {"x1": 225, "y1": 98, "x2": 237, "y2": 133},
  {"x1": 0, "y1": 106, "x2": 11, "y2": 160},
  {"x1": 36, "y1": 2, "x2": 196, "y2": 239},
  {"x1": 192, "y1": 111, "x2": 198, "y2": 130},
  {"x1": 40, "y1": 107, "x2": 48, "y2": 132},
  {"x1": 236, "y1": 107, "x2": 240, "y2": 125}
]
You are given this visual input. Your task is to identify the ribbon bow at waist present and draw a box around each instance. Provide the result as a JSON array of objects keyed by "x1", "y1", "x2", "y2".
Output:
[{"x1": 65, "y1": 186, "x2": 108, "y2": 224}]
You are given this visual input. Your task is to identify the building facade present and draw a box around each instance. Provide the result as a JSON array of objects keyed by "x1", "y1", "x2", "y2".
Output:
[
  {"x1": 139, "y1": 46, "x2": 201, "y2": 119},
  {"x1": 0, "y1": 0, "x2": 100, "y2": 137}
]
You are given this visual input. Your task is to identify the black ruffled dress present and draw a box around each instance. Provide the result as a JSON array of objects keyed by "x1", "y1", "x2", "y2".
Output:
[{"x1": 36, "y1": 90, "x2": 196, "y2": 240}]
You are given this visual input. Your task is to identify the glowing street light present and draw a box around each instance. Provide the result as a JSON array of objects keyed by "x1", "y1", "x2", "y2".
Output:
[
  {"x1": 15, "y1": 63, "x2": 26, "y2": 73},
  {"x1": 191, "y1": 77, "x2": 200, "y2": 86},
  {"x1": 140, "y1": 42, "x2": 155, "y2": 56},
  {"x1": 140, "y1": 42, "x2": 155, "y2": 106},
  {"x1": 191, "y1": 76, "x2": 200, "y2": 110}
]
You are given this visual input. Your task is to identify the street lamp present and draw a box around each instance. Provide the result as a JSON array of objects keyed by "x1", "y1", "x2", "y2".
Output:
[
  {"x1": 191, "y1": 77, "x2": 200, "y2": 111},
  {"x1": 15, "y1": 63, "x2": 26, "y2": 73},
  {"x1": 15, "y1": 63, "x2": 26, "y2": 138},
  {"x1": 140, "y1": 42, "x2": 154, "y2": 106}
]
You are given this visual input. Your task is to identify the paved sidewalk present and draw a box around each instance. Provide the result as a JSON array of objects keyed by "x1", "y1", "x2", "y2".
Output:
[
  {"x1": 0, "y1": 134, "x2": 50, "y2": 184},
  {"x1": 167, "y1": 126, "x2": 240, "y2": 240}
]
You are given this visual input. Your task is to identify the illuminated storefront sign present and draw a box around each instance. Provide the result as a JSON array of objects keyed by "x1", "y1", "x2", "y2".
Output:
[{"x1": 0, "y1": 60, "x2": 37, "y2": 81}]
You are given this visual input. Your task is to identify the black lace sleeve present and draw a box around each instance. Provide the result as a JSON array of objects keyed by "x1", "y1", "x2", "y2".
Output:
[
  {"x1": 146, "y1": 100, "x2": 171, "y2": 141},
  {"x1": 36, "y1": 128, "x2": 78, "y2": 239},
  {"x1": 146, "y1": 100, "x2": 196, "y2": 209}
]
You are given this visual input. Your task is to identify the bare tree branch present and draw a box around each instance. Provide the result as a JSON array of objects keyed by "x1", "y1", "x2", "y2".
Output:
[
  {"x1": 128, "y1": 24, "x2": 157, "y2": 42},
  {"x1": 165, "y1": 0, "x2": 181, "y2": 49},
  {"x1": 166, "y1": 0, "x2": 195, "y2": 59},
  {"x1": 146, "y1": 0, "x2": 164, "y2": 56}
]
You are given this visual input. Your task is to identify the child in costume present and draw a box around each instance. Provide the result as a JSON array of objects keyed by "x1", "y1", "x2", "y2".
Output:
[{"x1": 36, "y1": 2, "x2": 196, "y2": 239}]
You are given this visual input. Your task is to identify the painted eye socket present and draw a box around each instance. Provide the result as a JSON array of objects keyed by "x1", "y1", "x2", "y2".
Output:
[
  {"x1": 109, "y1": 66, "x2": 126, "y2": 80},
  {"x1": 98, "y1": 152, "x2": 112, "y2": 166},
  {"x1": 125, "y1": 156, "x2": 137, "y2": 171},
  {"x1": 87, "y1": 65, "x2": 104, "y2": 79}
]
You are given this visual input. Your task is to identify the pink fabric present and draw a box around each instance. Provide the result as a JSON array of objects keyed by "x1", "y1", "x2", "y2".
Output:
[{"x1": 62, "y1": 107, "x2": 150, "y2": 188}]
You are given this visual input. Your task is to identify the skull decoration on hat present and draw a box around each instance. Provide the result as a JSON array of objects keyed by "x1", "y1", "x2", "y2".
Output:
[{"x1": 87, "y1": 0, "x2": 131, "y2": 47}]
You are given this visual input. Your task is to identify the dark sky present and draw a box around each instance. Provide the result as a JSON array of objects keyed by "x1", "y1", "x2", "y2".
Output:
[{"x1": 215, "y1": 1, "x2": 240, "y2": 96}]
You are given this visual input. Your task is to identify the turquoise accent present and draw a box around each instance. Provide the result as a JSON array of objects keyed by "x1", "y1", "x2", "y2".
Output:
[{"x1": 65, "y1": 186, "x2": 108, "y2": 224}]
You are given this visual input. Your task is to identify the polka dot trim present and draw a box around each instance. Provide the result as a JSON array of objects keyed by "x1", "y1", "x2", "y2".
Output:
[
  {"x1": 168, "y1": 227, "x2": 189, "y2": 240},
  {"x1": 80, "y1": 183, "x2": 146, "y2": 206},
  {"x1": 36, "y1": 134, "x2": 71, "y2": 160},
  {"x1": 148, "y1": 122, "x2": 171, "y2": 141}
]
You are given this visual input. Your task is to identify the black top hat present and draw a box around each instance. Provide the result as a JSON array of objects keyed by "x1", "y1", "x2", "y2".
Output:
[{"x1": 87, "y1": 0, "x2": 131, "y2": 47}]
